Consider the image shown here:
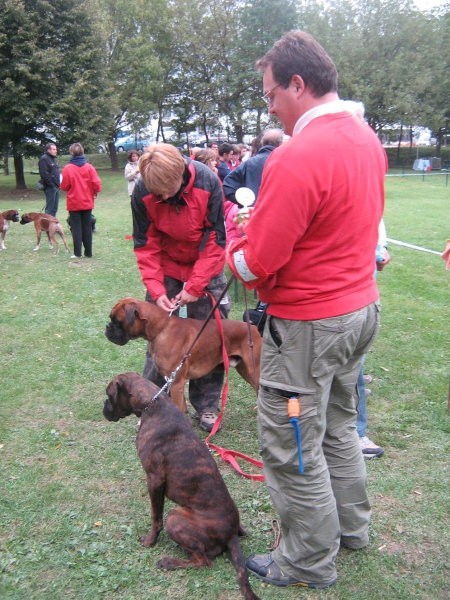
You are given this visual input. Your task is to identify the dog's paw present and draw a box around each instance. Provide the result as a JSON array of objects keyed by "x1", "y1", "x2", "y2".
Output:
[
  {"x1": 139, "y1": 532, "x2": 159, "y2": 547},
  {"x1": 157, "y1": 556, "x2": 181, "y2": 570},
  {"x1": 33, "y1": 246, "x2": 40, "y2": 251},
  {"x1": 48, "y1": 243, "x2": 54, "y2": 249}
]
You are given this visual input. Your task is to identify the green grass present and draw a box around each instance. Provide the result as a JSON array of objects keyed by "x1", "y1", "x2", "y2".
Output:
[{"x1": 0, "y1": 171, "x2": 449, "y2": 599}]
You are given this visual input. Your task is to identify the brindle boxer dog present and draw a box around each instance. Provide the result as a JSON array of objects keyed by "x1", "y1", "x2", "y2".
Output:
[
  {"x1": 103, "y1": 372, "x2": 260, "y2": 600},
  {"x1": 105, "y1": 297, "x2": 261, "y2": 413},
  {"x1": 20, "y1": 212, "x2": 71, "y2": 255},
  {"x1": 0, "y1": 209, "x2": 19, "y2": 250}
]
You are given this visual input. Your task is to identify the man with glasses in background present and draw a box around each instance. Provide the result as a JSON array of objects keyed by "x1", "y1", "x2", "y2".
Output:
[{"x1": 227, "y1": 31, "x2": 386, "y2": 589}]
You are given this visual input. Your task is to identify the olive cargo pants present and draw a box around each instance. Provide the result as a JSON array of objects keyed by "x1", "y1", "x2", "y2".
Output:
[{"x1": 257, "y1": 302, "x2": 380, "y2": 585}]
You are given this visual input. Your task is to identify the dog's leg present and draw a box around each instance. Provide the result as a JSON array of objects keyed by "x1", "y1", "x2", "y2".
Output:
[
  {"x1": 157, "y1": 507, "x2": 213, "y2": 569},
  {"x1": 46, "y1": 230, "x2": 53, "y2": 250},
  {"x1": 50, "y1": 231, "x2": 59, "y2": 255},
  {"x1": 235, "y1": 359, "x2": 260, "y2": 393},
  {"x1": 169, "y1": 380, "x2": 188, "y2": 414},
  {"x1": 139, "y1": 481, "x2": 165, "y2": 548},
  {"x1": 59, "y1": 230, "x2": 71, "y2": 254},
  {"x1": 33, "y1": 229, "x2": 42, "y2": 251},
  {"x1": 0, "y1": 233, "x2": 5, "y2": 250}
]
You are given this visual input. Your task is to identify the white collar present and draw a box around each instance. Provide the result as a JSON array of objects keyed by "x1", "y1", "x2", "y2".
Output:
[{"x1": 292, "y1": 100, "x2": 352, "y2": 136}]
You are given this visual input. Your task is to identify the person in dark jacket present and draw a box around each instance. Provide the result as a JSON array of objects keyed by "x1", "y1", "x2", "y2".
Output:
[
  {"x1": 131, "y1": 143, "x2": 231, "y2": 433},
  {"x1": 38, "y1": 143, "x2": 60, "y2": 216},
  {"x1": 217, "y1": 142, "x2": 235, "y2": 181},
  {"x1": 222, "y1": 128, "x2": 284, "y2": 204}
]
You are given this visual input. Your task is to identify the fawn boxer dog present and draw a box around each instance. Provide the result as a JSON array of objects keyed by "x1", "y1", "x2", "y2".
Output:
[
  {"x1": 0, "y1": 209, "x2": 19, "y2": 250},
  {"x1": 105, "y1": 297, "x2": 261, "y2": 413},
  {"x1": 20, "y1": 212, "x2": 71, "y2": 255},
  {"x1": 103, "y1": 372, "x2": 259, "y2": 600}
]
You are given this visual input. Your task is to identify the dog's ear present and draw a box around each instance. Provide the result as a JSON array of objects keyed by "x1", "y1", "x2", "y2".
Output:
[{"x1": 124, "y1": 303, "x2": 139, "y2": 327}]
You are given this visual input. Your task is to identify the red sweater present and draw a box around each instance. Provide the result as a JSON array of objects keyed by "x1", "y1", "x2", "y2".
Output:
[
  {"x1": 227, "y1": 111, "x2": 387, "y2": 320},
  {"x1": 60, "y1": 162, "x2": 101, "y2": 211}
]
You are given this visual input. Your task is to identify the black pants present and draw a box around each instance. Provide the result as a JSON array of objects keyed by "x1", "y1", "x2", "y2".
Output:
[{"x1": 68, "y1": 210, "x2": 93, "y2": 257}]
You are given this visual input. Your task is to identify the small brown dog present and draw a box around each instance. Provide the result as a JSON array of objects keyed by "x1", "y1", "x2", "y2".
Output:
[
  {"x1": 105, "y1": 297, "x2": 261, "y2": 413},
  {"x1": 20, "y1": 212, "x2": 71, "y2": 255},
  {"x1": 103, "y1": 372, "x2": 259, "y2": 600},
  {"x1": 0, "y1": 209, "x2": 19, "y2": 250}
]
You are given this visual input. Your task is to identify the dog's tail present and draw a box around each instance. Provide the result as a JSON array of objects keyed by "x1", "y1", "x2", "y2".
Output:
[{"x1": 228, "y1": 535, "x2": 260, "y2": 600}]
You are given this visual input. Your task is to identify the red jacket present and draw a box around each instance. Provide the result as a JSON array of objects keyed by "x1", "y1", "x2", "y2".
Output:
[
  {"x1": 227, "y1": 110, "x2": 387, "y2": 320},
  {"x1": 132, "y1": 160, "x2": 226, "y2": 300},
  {"x1": 60, "y1": 161, "x2": 101, "y2": 211}
]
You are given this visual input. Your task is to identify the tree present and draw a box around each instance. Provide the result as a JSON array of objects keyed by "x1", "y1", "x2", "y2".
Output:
[
  {"x1": 91, "y1": 0, "x2": 168, "y2": 168},
  {"x1": 0, "y1": 0, "x2": 105, "y2": 188}
]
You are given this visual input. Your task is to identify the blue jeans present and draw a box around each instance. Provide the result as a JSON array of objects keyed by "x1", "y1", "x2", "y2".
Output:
[
  {"x1": 44, "y1": 186, "x2": 59, "y2": 217},
  {"x1": 356, "y1": 356, "x2": 367, "y2": 437}
]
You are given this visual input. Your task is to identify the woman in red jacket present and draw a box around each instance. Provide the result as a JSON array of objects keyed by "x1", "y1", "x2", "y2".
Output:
[
  {"x1": 131, "y1": 143, "x2": 230, "y2": 432},
  {"x1": 60, "y1": 143, "x2": 102, "y2": 258}
]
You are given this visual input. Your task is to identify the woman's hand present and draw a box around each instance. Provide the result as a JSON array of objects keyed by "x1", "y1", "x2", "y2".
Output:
[
  {"x1": 174, "y1": 289, "x2": 199, "y2": 305},
  {"x1": 156, "y1": 294, "x2": 177, "y2": 312}
]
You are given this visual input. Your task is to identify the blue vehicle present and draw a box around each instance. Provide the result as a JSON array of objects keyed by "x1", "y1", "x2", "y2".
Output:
[{"x1": 115, "y1": 134, "x2": 152, "y2": 152}]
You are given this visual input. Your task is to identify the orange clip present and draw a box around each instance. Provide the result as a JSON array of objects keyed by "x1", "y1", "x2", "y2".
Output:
[{"x1": 288, "y1": 397, "x2": 300, "y2": 419}]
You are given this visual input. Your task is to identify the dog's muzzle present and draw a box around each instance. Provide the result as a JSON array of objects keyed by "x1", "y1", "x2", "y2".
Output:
[
  {"x1": 103, "y1": 398, "x2": 119, "y2": 421},
  {"x1": 105, "y1": 320, "x2": 130, "y2": 346}
]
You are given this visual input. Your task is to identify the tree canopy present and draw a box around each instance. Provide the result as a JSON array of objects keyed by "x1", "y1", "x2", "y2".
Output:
[{"x1": 1, "y1": 0, "x2": 448, "y2": 186}]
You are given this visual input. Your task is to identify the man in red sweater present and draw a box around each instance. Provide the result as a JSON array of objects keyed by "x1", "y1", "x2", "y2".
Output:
[{"x1": 227, "y1": 31, "x2": 386, "y2": 589}]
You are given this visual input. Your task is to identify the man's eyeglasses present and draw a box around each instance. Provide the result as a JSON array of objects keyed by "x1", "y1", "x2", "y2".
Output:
[{"x1": 261, "y1": 82, "x2": 285, "y2": 107}]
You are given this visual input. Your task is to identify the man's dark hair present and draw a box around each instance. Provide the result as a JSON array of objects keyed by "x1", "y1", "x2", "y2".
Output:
[
  {"x1": 45, "y1": 142, "x2": 56, "y2": 151},
  {"x1": 256, "y1": 30, "x2": 338, "y2": 98},
  {"x1": 218, "y1": 142, "x2": 234, "y2": 157}
]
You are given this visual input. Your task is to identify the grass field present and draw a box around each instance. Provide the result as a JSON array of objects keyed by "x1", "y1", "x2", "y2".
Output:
[{"x1": 0, "y1": 170, "x2": 449, "y2": 599}]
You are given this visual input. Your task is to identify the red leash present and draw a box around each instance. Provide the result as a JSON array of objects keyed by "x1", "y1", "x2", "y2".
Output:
[{"x1": 204, "y1": 298, "x2": 264, "y2": 482}]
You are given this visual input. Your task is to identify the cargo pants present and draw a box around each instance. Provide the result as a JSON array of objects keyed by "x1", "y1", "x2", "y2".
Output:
[{"x1": 257, "y1": 302, "x2": 380, "y2": 585}]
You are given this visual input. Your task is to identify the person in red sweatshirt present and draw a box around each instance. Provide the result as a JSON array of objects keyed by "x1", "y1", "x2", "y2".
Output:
[
  {"x1": 60, "y1": 143, "x2": 101, "y2": 258},
  {"x1": 227, "y1": 31, "x2": 386, "y2": 589}
]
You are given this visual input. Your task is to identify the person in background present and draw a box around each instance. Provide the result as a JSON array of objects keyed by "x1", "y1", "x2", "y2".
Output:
[
  {"x1": 207, "y1": 142, "x2": 219, "y2": 158},
  {"x1": 223, "y1": 128, "x2": 284, "y2": 204},
  {"x1": 38, "y1": 143, "x2": 60, "y2": 216},
  {"x1": 196, "y1": 147, "x2": 241, "y2": 245},
  {"x1": 124, "y1": 149, "x2": 140, "y2": 199},
  {"x1": 357, "y1": 219, "x2": 391, "y2": 458},
  {"x1": 195, "y1": 147, "x2": 218, "y2": 174},
  {"x1": 227, "y1": 30, "x2": 386, "y2": 589},
  {"x1": 131, "y1": 143, "x2": 230, "y2": 433},
  {"x1": 217, "y1": 142, "x2": 234, "y2": 181},
  {"x1": 60, "y1": 143, "x2": 102, "y2": 259}
]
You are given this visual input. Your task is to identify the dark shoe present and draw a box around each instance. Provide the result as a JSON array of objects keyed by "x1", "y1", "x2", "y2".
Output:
[
  {"x1": 359, "y1": 436, "x2": 384, "y2": 459},
  {"x1": 246, "y1": 553, "x2": 336, "y2": 588},
  {"x1": 199, "y1": 411, "x2": 220, "y2": 433}
]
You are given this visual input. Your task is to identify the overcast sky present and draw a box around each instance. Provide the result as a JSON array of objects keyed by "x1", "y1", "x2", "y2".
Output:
[{"x1": 413, "y1": 0, "x2": 449, "y2": 10}]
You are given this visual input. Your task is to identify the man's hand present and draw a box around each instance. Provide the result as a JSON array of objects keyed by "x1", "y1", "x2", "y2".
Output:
[{"x1": 376, "y1": 248, "x2": 391, "y2": 271}]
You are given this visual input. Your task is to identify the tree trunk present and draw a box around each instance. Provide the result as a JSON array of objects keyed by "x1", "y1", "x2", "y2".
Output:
[
  {"x1": 108, "y1": 141, "x2": 119, "y2": 171},
  {"x1": 13, "y1": 153, "x2": 27, "y2": 189},
  {"x1": 2, "y1": 147, "x2": 9, "y2": 175}
]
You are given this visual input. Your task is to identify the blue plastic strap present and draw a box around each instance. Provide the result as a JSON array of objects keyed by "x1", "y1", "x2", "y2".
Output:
[{"x1": 289, "y1": 417, "x2": 304, "y2": 474}]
